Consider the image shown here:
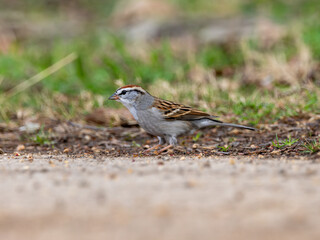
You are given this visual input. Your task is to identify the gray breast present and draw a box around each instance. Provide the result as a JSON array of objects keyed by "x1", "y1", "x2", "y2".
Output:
[
  {"x1": 136, "y1": 108, "x2": 192, "y2": 137},
  {"x1": 136, "y1": 108, "x2": 164, "y2": 136}
]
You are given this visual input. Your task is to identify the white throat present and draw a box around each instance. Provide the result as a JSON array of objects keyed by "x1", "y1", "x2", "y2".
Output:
[{"x1": 120, "y1": 100, "x2": 139, "y2": 120}]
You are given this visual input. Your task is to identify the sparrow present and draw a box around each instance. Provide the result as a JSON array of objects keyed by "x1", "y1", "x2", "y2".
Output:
[{"x1": 109, "y1": 85, "x2": 256, "y2": 153}]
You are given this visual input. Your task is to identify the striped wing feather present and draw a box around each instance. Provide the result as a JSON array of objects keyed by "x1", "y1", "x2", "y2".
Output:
[{"x1": 153, "y1": 98, "x2": 217, "y2": 120}]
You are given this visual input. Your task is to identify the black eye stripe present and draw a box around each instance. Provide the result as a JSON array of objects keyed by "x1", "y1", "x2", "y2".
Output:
[{"x1": 117, "y1": 89, "x2": 145, "y2": 95}]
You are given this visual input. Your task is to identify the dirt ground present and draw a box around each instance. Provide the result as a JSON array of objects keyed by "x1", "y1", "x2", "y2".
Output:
[
  {"x1": 1, "y1": 114, "x2": 319, "y2": 158},
  {"x1": 0, "y1": 154, "x2": 320, "y2": 240}
]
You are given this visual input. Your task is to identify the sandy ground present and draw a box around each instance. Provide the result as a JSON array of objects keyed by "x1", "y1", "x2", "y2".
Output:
[{"x1": 0, "y1": 154, "x2": 320, "y2": 240}]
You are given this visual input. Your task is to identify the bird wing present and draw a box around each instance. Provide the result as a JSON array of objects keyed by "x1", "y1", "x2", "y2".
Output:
[{"x1": 153, "y1": 98, "x2": 218, "y2": 120}]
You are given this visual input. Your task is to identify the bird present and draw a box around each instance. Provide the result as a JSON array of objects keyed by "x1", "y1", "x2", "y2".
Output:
[{"x1": 108, "y1": 85, "x2": 256, "y2": 153}]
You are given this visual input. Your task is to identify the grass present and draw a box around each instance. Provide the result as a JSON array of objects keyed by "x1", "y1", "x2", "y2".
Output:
[
  {"x1": 231, "y1": 97, "x2": 275, "y2": 125},
  {"x1": 303, "y1": 139, "x2": 320, "y2": 154},
  {"x1": 131, "y1": 141, "x2": 141, "y2": 148},
  {"x1": 192, "y1": 132, "x2": 202, "y2": 142},
  {"x1": 218, "y1": 145, "x2": 230, "y2": 152},
  {"x1": 272, "y1": 134, "x2": 299, "y2": 149},
  {"x1": 31, "y1": 126, "x2": 55, "y2": 146},
  {"x1": 0, "y1": 1, "x2": 319, "y2": 124}
]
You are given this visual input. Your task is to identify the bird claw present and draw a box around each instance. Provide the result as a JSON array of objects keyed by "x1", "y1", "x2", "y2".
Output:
[
  {"x1": 142, "y1": 144, "x2": 161, "y2": 154},
  {"x1": 140, "y1": 144, "x2": 173, "y2": 155},
  {"x1": 157, "y1": 145, "x2": 173, "y2": 154}
]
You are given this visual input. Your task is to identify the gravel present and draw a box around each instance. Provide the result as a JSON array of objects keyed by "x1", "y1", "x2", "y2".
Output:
[{"x1": 0, "y1": 154, "x2": 320, "y2": 240}]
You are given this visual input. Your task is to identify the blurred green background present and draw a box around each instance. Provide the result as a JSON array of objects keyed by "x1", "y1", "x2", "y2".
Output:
[{"x1": 0, "y1": 0, "x2": 319, "y2": 124}]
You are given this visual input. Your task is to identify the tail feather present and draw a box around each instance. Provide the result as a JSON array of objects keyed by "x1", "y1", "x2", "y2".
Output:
[
  {"x1": 191, "y1": 118, "x2": 256, "y2": 131},
  {"x1": 216, "y1": 122, "x2": 256, "y2": 131}
]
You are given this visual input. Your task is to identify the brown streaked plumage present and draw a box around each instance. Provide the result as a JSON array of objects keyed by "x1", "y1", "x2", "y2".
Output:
[{"x1": 152, "y1": 97, "x2": 218, "y2": 120}]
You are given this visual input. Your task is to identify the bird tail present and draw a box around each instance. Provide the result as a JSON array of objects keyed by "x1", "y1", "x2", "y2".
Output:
[
  {"x1": 191, "y1": 118, "x2": 256, "y2": 131},
  {"x1": 215, "y1": 122, "x2": 256, "y2": 131}
]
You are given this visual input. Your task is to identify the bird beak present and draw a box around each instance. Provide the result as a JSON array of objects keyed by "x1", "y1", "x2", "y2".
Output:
[{"x1": 108, "y1": 93, "x2": 119, "y2": 100}]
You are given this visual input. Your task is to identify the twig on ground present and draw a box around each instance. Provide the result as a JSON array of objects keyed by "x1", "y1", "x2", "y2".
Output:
[{"x1": 67, "y1": 121, "x2": 109, "y2": 131}]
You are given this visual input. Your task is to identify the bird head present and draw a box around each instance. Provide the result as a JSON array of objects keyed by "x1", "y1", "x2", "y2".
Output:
[{"x1": 108, "y1": 85, "x2": 148, "y2": 106}]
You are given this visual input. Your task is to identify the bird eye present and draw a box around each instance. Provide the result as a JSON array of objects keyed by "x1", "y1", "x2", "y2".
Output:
[{"x1": 120, "y1": 90, "x2": 127, "y2": 95}]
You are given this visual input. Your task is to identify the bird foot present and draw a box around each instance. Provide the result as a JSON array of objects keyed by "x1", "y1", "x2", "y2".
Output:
[
  {"x1": 155, "y1": 145, "x2": 173, "y2": 154},
  {"x1": 142, "y1": 144, "x2": 161, "y2": 154}
]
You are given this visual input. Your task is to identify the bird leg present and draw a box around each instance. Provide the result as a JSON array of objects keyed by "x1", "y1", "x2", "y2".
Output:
[{"x1": 156, "y1": 144, "x2": 173, "y2": 154}]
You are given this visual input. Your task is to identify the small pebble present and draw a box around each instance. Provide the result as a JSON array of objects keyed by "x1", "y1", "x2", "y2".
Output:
[
  {"x1": 16, "y1": 145, "x2": 25, "y2": 151},
  {"x1": 229, "y1": 159, "x2": 236, "y2": 165},
  {"x1": 63, "y1": 148, "x2": 70, "y2": 153}
]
